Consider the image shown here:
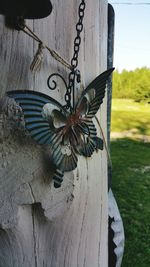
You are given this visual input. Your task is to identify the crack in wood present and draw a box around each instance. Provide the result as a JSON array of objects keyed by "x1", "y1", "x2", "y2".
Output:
[
  {"x1": 32, "y1": 206, "x2": 38, "y2": 267},
  {"x1": 27, "y1": 183, "x2": 36, "y2": 203},
  {"x1": 77, "y1": 184, "x2": 88, "y2": 267}
]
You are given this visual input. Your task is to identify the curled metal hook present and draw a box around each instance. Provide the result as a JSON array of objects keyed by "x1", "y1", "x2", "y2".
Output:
[{"x1": 47, "y1": 73, "x2": 68, "y2": 91}]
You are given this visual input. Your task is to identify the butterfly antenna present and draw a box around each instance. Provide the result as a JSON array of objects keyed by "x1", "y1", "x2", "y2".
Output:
[{"x1": 94, "y1": 116, "x2": 112, "y2": 168}]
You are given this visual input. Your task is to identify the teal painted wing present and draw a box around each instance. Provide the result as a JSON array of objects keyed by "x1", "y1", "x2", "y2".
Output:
[
  {"x1": 7, "y1": 90, "x2": 77, "y2": 188},
  {"x1": 7, "y1": 90, "x2": 67, "y2": 145}
]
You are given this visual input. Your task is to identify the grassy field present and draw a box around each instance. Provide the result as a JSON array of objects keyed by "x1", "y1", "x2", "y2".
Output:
[
  {"x1": 111, "y1": 99, "x2": 150, "y2": 137},
  {"x1": 110, "y1": 99, "x2": 150, "y2": 267}
]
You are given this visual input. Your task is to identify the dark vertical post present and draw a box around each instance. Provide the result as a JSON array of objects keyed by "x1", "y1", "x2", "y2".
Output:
[
  {"x1": 107, "y1": 4, "x2": 117, "y2": 267},
  {"x1": 107, "y1": 3, "x2": 115, "y2": 152},
  {"x1": 107, "y1": 3, "x2": 115, "y2": 189},
  {"x1": 107, "y1": 6, "x2": 125, "y2": 267}
]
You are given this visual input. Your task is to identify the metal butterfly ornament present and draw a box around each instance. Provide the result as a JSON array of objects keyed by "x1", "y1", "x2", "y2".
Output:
[
  {"x1": 7, "y1": 68, "x2": 114, "y2": 188},
  {"x1": 6, "y1": 0, "x2": 114, "y2": 188}
]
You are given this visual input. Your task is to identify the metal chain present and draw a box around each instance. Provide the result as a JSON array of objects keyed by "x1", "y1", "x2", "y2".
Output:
[{"x1": 65, "y1": 0, "x2": 86, "y2": 110}]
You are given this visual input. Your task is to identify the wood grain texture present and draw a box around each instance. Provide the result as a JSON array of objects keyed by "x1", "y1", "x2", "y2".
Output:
[
  {"x1": 0, "y1": 0, "x2": 109, "y2": 266},
  {"x1": 0, "y1": 17, "x2": 34, "y2": 97},
  {"x1": 0, "y1": 97, "x2": 74, "y2": 229}
]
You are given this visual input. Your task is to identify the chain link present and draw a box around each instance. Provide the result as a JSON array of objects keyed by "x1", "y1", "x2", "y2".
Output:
[{"x1": 65, "y1": 0, "x2": 86, "y2": 110}]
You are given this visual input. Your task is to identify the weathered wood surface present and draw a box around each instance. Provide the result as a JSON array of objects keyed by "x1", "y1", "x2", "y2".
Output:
[
  {"x1": 0, "y1": 96, "x2": 74, "y2": 227},
  {"x1": 0, "y1": 0, "x2": 109, "y2": 266}
]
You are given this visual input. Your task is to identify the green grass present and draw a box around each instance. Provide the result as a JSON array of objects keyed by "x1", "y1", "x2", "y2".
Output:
[
  {"x1": 111, "y1": 99, "x2": 150, "y2": 136},
  {"x1": 110, "y1": 99, "x2": 150, "y2": 267}
]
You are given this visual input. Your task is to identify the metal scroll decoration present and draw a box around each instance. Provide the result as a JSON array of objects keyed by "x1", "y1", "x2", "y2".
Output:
[{"x1": 6, "y1": 0, "x2": 114, "y2": 188}]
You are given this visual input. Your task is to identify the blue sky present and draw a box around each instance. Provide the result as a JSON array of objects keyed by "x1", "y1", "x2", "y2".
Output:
[{"x1": 109, "y1": 0, "x2": 150, "y2": 71}]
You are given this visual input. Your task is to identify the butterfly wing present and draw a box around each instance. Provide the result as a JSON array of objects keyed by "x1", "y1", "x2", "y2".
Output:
[
  {"x1": 75, "y1": 68, "x2": 114, "y2": 157},
  {"x1": 7, "y1": 90, "x2": 78, "y2": 187},
  {"x1": 77, "y1": 68, "x2": 114, "y2": 119},
  {"x1": 7, "y1": 90, "x2": 68, "y2": 145}
]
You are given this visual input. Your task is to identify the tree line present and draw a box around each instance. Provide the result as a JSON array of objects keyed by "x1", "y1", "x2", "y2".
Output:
[{"x1": 112, "y1": 67, "x2": 150, "y2": 102}]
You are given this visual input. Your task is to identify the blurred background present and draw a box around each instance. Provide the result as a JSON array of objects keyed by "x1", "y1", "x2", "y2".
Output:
[{"x1": 109, "y1": 1, "x2": 150, "y2": 266}]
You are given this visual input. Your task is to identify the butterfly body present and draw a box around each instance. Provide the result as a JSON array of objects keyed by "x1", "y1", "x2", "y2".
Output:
[{"x1": 7, "y1": 68, "x2": 114, "y2": 188}]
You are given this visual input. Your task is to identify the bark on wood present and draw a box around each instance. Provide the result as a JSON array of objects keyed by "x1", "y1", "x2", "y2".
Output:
[{"x1": 0, "y1": 1, "x2": 108, "y2": 266}]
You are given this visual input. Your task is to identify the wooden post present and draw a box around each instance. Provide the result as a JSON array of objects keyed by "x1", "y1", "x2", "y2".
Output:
[{"x1": 0, "y1": 1, "x2": 109, "y2": 266}]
